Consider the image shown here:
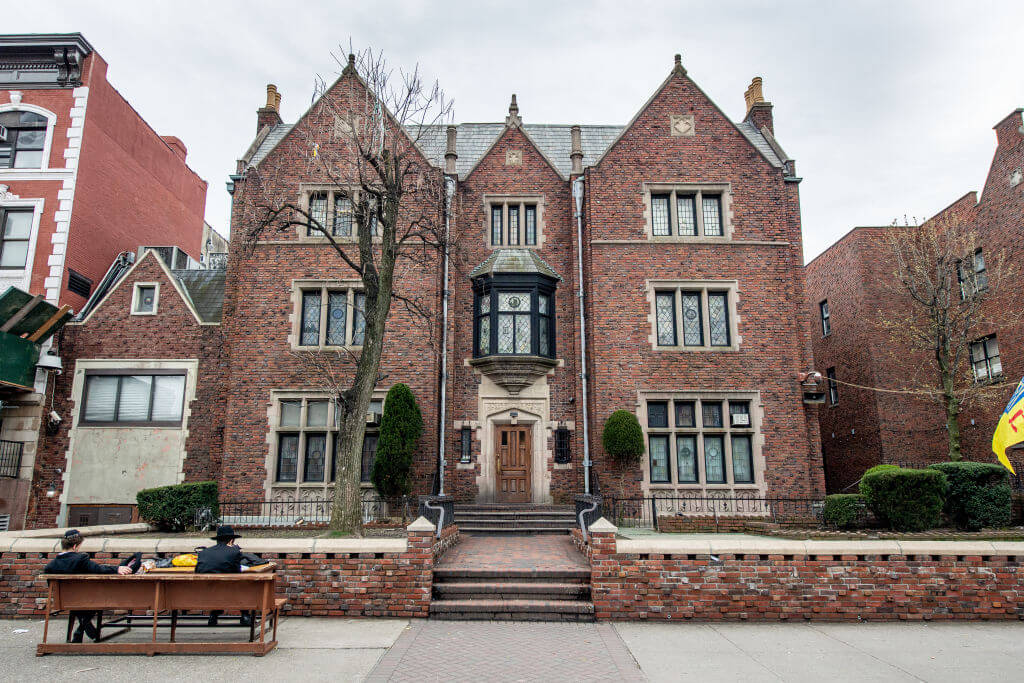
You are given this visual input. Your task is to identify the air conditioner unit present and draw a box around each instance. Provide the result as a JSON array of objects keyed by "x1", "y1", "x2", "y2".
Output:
[
  {"x1": 366, "y1": 411, "x2": 381, "y2": 426},
  {"x1": 0, "y1": 124, "x2": 7, "y2": 142}
]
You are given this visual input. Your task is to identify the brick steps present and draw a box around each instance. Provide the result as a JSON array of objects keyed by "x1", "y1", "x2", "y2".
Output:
[
  {"x1": 431, "y1": 567, "x2": 594, "y2": 622},
  {"x1": 453, "y1": 504, "x2": 576, "y2": 535}
]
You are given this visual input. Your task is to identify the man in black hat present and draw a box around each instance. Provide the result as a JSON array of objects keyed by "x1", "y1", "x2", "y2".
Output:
[
  {"x1": 196, "y1": 525, "x2": 248, "y2": 626},
  {"x1": 44, "y1": 530, "x2": 139, "y2": 643}
]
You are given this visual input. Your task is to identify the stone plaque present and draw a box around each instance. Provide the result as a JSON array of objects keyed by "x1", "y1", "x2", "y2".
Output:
[
  {"x1": 1011, "y1": 168, "x2": 1023, "y2": 187},
  {"x1": 505, "y1": 149, "x2": 523, "y2": 166},
  {"x1": 670, "y1": 114, "x2": 695, "y2": 137}
]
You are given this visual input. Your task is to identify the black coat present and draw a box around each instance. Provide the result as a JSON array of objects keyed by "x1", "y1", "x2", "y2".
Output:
[
  {"x1": 44, "y1": 552, "x2": 120, "y2": 575},
  {"x1": 195, "y1": 543, "x2": 242, "y2": 574}
]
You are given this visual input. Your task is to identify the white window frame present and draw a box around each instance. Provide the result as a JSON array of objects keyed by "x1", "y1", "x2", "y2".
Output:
[
  {"x1": 970, "y1": 336, "x2": 1002, "y2": 382},
  {"x1": 648, "y1": 280, "x2": 740, "y2": 351},
  {"x1": 0, "y1": 198, "x2": 43, "y2": 292},
  {"x1": 131, "y1": 282, "x2": 160, "y2": 316},
  {"x1": 484, "y1": 195, "x2": 545, "y2": 249},
  {"x1": 639, "y1": 391, "x2": 764, "y2": 495},
  {"x1": 290, "y1": 279, "x2": 366, "y2": 350},
  {"x1": 642, "y1": 183, "x2": 733, "y2": 241},
  {"x1": 820, "y1": 300, "x2": 831, "y2": 336},
  {"x1": 0, "y1": 103, "x2": 58, "y2": 172}
]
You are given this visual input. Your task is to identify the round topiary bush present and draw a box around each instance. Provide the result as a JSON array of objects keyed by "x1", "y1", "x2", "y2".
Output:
[
  {"x1": 927, "y1": 461, "x2": 1011, "y2": 530},
  {"x1": 371, "y1": 383, "x2": 423, "y2": 497},
  {"x1": 860, "y1": 467, "x2": 948, "y2": 532},
  {"x1": 822, "y1": 494, "x2": 867, "y2": 529},
  {"x1": 858, "y1": 464, "x2": 901, "y2": 525},
  {"x1": 602, "y1": 410, "x2": 644, "y2": 462}
]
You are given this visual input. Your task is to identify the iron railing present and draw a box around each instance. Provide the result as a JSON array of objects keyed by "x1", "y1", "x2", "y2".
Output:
[
  {"x1": 600, "y1": 494, "x2": 824, "y2": 530},
  {"x1": 0, "y1": 440, "x2": 23, "y2": 478},
  {"x1": 202, "y1": 496, "x2": 412, "y2": 528}
]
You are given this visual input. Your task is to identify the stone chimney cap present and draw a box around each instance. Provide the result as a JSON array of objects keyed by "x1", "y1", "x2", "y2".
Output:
[
  {"x1": 744, "y1": 77, "x2": 767, "y2": 113},
  {"x1": 673, "y1": 53, "x2": 686, "y2": 76},
  {"x1": 265, "y1": 84, "x2": 279, "y2": 111}
]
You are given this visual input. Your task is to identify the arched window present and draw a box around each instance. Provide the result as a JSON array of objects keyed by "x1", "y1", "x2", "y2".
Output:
[{"x1": 0, "y1": 111, "x2": 48, "y2": 169}]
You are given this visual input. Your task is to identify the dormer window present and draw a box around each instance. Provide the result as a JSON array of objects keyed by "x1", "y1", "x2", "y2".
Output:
[{"x1": 0, "y1": 111, "x2": 47, "y2": 169}]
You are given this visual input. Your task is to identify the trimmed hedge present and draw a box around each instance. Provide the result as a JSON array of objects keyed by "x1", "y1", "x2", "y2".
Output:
[
  {"x1": 928, "y1": 461, "x2": 1011, "y2": 530},
  {"x1": 136, "y1": 481, "x2": 218, "y2": 531},
  {"x1": 858, "y1": 464, "x2": 901, "y2": 525},
  {"x1": 602, "y1": 410, "x2": 644, "y2": 462},
  {"x1": 371, "y1": 383, "x2": 423, "y2": 497},
  {"x1": 822, "y1": 494, "x2": 867, "y2": 529},
  {"x1": 860, "y1": 468, "x2": 947, "y2": 531}
]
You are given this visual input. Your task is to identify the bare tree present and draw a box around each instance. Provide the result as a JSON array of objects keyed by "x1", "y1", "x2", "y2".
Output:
[
  {"x1": 881, "y1": 215, "x2": 1017, "y2": 461},
  {"x1": 237, "y1": 47, "x2": 453, "y2": 534}
]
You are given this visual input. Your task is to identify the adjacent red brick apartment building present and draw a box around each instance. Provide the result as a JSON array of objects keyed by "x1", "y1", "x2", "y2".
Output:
[
  {"x1": 25, "y1": 55, "x2": 825, "y2": 528},
  {"x1": 807, "y1": 109, "x2": 1024, "y2": 493},
  {"x1": 0, "y1": 34, "x2": 207, "y2": 529}
]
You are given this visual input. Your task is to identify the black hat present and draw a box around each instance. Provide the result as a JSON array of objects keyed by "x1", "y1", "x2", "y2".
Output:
[
  {"x1": 63, "y1": 529, "x2": 81, "y2": 539},
  {"x1": 211, "y1": 525, "x2": 241, "y2": 541}
]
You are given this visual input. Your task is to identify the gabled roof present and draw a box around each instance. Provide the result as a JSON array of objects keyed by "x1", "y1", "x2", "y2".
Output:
[
  {"x1": 172, "y1": 268, "x2": 226, "y2": 323},
  {"x1": 469, "y1": 248, "x2": 562, "y2": 281}
]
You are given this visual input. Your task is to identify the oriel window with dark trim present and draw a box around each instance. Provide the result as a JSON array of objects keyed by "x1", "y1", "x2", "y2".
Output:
[{"x1": 474, "y1": 280, "x2": 557, "y2": 359}]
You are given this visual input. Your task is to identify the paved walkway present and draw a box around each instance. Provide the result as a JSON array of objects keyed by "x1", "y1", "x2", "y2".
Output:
[{"x1": 436, "y1": 533, "x2": 589, "y2": 571}]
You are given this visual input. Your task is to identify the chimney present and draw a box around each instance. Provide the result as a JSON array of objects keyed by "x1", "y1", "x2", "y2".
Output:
[
  {"x1": 570, "y1": 125, "x2": 583, "y2": 175},
  {"x1": 742, "y1": 76, "x2": 773, "y2": 135},
  {"x1": 257, "y1": 83, "x2": 283, "y2": 134},
  {"x1": 993, "y1": 108, "x2": 1024, "y2": 148},
  {"x1": 444, "y1": 125, "x2": 458, "y2": 175},
  {"x1": 161, "y1": 136, "x2": 187, "y2": 161}
]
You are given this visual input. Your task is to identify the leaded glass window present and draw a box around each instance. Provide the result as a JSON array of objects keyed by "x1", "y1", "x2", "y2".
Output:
[
  {"x1": 649, "y1": 435, "x2": 670, "y2": 483},
  {"x1": 353, "y1": 293, "x2": 367, "y2": 346},
  {"x1": 676, "y1": 195, "x2": 697, "y2": 236},
  {"x1": 652, "y1": 194, "x2": 671, "y2": 236},
  {"x1": 301, "y1": 291, "x2": 322, "y2": 345},
  {"x1": 508, "y1": 206, "x2": 520, "y2": 245},
  {"x1": 702, "y1": 401, "x2": 723, "y2": 428},
  {"x1": 497, "y1": 314, "x2": 515, "y2": 354},
  {"x1": 729, "y1": 401, "x2": 750, "y2": 427},
  {"x1": 648, "y1": 402, "x2": 669, "y2": 428},
  {"x1": 479, "y1": 317, "x2": 491, "y2": 355},
  {"x1": 326, "y1": 292, "x2": 348, "y2": 345},
  {"x1": 525, "y1": 206, "x2": 537, "y2": 245},
  {"x1": 538, "y1": 294, "x2": 551, "y2": 357},
  {"x1": 704, "y1": 435, "x2": 725, "y2": 483},
  {"x1": 333, "y1": 196, "x2": 353, "y2": 237},
  {"x1": 308, "y1": 192, "x2": 329, "y2": 235},
  {"x1": 708, "y1": 292, "x2": 730, "y2": 346},
  {"x1": 702, "y1": 195, "x2": 723, "y2": 236},
  {"x1": 276, "y1": 434, "x2": 299, "y2": 482},
  {"x1": 732, "y1": 435, "x2": 753, "y2": 483},
  {"x1": 304, "y1": 433, "x2": 327, "y2": 482},
  {"x1": 675, "y1": 401, "x2": 695, "y2": 428},
  {"x1": 676, "y1": 435, "x2": 698, "y2": 483},
  {"x1": 491, "y1": 206, "x2": 503, "y2": 245},
  {"x1": 473, "y1": 279, "x2": 555, "y2": 358},
  {"x1": 655, "y1": 292, "x2": 676, "y2": 346},
  {"x1": 681, "y1": 293, "x2": 703, "y2": 346}
]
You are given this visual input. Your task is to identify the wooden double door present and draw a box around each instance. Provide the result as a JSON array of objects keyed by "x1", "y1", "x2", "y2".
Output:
[{"x1": 496, "y1": 425, "x2": 532, "y2": 503}]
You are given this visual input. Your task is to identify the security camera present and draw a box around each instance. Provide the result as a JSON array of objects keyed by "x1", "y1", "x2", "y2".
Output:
[{"x1": 48, "y1": 411, "x2": 62, "y2": 424}]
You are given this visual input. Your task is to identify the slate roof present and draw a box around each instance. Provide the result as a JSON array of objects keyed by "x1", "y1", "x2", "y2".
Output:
[
  {"x1": 469, "y1": 249, "x2": 562, "y2": 281},
  {"x1": 243, "y1": 118, "x2": 784, "y2": 174},
  {"x1": 172, "y1": 268, "x2": 226, "y2": 323}
]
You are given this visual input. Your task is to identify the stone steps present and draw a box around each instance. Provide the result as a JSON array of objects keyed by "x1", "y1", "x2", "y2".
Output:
[
  {"x1": 431, "y1": 567, "x2": 593, "y2": 622},
  {"x1": 453, "y1": 504, "x2": 577, "y2": 535}
]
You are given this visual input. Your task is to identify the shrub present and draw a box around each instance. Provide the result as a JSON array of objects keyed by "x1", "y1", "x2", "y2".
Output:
[
  {"x1": 858, "y1": 464, "x2": 901, "y2": 524},
  {"x1": 602, "y1": 410, "x2": 644, "y2": 462},
  {"x1": 371, "y1": 383, "x2": 423, "y2": 497},
  {"x1": 860, "y1": 468, "x2": 947, "y2": 531},
  {"x1": 822, "y1": 494, "x2": 867, "y2": 529},
  {"x1": 928, "y1": 461, "x2": 1011, "y2": 530},
  {"x1": 136, "y1": 481, "x2": 218, "y2": 531}
]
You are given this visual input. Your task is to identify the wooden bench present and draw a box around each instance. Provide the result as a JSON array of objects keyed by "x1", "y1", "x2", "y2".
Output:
[{"x1": 37, "y1": 572, "x2": 285, "y2": 656}]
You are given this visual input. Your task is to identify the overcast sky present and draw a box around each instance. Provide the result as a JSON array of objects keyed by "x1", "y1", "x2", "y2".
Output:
[{"x1": 10, "y1": 1, "x2": 1023, "y2": 262}]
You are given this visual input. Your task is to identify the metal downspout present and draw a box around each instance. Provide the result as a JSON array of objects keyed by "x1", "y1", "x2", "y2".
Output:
[
  {"x1": 572, "y1": 177, "x2": 592, "y2": 495},
  {"x1": 437, "y1": 176, "x2": 456, "y2": 496}
]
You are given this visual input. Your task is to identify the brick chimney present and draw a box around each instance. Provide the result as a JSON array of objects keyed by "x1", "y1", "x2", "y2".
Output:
[
  {"x1": 743, "y1": 77, "x2": 773, "y2": 135},
  {"x1": 570, "y1": 125, "x2": 583, "y2": 175},
  {"x1": 257, "y1": 84, "x2": 283, "y2": 133},
  {"x1": 993, "y1": 108, "x2": 1024, "y2": 148},
  {"x1": 160, "y1": 136, "x2": 187, "y2": 161}
]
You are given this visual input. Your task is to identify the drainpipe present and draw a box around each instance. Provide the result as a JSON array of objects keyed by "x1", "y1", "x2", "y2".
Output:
[
  {"x1": 572, "y1": 176, "x2": 592, "y2": 495},
  {"x1": 437, "y1": 175, "x2": 456, "y2": 496}
]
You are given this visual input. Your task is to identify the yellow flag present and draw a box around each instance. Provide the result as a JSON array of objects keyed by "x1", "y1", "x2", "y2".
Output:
[{"x1": 992, "y1": 377, "x2": 1024, "y2": 474}]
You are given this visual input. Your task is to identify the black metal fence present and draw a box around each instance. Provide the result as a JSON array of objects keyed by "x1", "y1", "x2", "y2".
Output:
[
  {"x1": 0, "y1": 440, "x2": 23, "y2": 478},
  {"x1": 204, "y1": 496, "x2": 413, "y2": 528},
  {"x1": 600, "y1": 494, "x2": 824, "y2": 530}
]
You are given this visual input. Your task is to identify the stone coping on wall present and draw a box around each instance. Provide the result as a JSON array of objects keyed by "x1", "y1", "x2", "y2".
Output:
[
  {"x1": 614, "y1": 535, "x2": 1024, "y2": 557},
  {"x1": 0, "y1": 535, "x2": 409, "y2": 555},
  {"x1": 0, "y1": 523, "x2": 151, "y2": 540}
]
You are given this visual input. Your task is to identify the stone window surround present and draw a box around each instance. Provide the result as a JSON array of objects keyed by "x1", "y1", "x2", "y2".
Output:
[
  {"x1": 645, "y1": 279, "x2": 741, "y2": 352},
  {"x1": 263, "y1": 388, "x2": 386, "y2": 500},
  {"x1": 641, "y1": 182, "x2": 734, "y2": 242},
  {"x1": 484, "y1": 194, "x2": 546, "y2": 249},
  {"x1": 294, "y1": 183, "x2": 381, "y2": 244},
  {"x1": 130, "y1": 282, "x2": 159, "y2": 316},
  {"x1": 637, "y1": 390, "x2": 765, "y2": 496},
  {"x1": 0, "y1": 102, "x2": 58, "y2": 172},
  {"x1": 288, "y1": 278, "x2": 365, "y2": 351}
]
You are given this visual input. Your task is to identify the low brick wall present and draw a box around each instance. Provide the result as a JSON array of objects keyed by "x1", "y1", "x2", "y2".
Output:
[
  {"x1": 582, "y1": 520, "x2": 1024, "y2": 621},
  {"x1": 655, "y1": 516, "x2": 818, "y2": 533},
  {"x1": 0, "y1": 520, "x2": 459, "y2": 619}
]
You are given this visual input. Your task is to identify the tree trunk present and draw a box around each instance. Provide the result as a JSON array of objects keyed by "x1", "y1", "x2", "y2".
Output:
[{"x1": 939, "y1": 351, "x2": 963, "y2": 462}]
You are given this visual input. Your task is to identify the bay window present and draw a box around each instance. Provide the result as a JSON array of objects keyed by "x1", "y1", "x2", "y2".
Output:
[{"x1": 473, "y1": 279, "x2": 556, "y2": 358}]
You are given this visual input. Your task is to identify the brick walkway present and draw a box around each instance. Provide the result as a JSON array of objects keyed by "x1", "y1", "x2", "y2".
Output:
[
  {"x1": 437, "y1": 533, "x2": 589, "y2": 571},
  {"x1": 366, "y1": 620, "x2": 645, "y2": 682}
]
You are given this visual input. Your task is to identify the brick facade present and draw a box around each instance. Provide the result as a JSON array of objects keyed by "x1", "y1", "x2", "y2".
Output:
[{"x1": 807, "y1": 110, "x2": 1024, "y2": 492}]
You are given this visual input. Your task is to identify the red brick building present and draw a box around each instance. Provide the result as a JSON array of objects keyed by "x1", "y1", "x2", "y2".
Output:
[
  {"x1": 25, "y1": 55, "x2": 824, "y2": 527},
  {"x1": 0, "y1": 34, "x2": 207, "y2": 529},
  {"x1": 807, "y1": 109, "x2": 1024, "y2": 493}
]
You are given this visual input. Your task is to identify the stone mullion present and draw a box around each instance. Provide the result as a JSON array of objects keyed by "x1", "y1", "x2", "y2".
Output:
[
  {"x1": 694, "y1": 190, "x2": 705, "y2": 236},
  {"x1": 673, "y1": 287, "x2": 684, "y2": 348}
]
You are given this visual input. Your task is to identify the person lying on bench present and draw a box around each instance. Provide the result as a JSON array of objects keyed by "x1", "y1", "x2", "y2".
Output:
[
  {"x1": 197, "y1": 525, "x2": 251, "y2": 626},
  {"x1": 44, "y1": 529, "x2": 139, "y2": 643}
]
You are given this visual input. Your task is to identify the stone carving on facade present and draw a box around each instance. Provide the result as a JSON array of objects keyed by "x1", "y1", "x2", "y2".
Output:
[
  {"x1": 505, "y1": 149, "x2": 522, "y2": 166},
  {"x1": 469, "y1": 355, "x2": 557, "y2": 396},
  {"x1": 1011, "y1": 168, "x2": 1023, "y2": 187},
  {"x1": 0, "y1": 185, "x2": 19, "y2": 201},
  {"x1": 670, "y1": 114, "x2": 695, "y2": 137}
]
